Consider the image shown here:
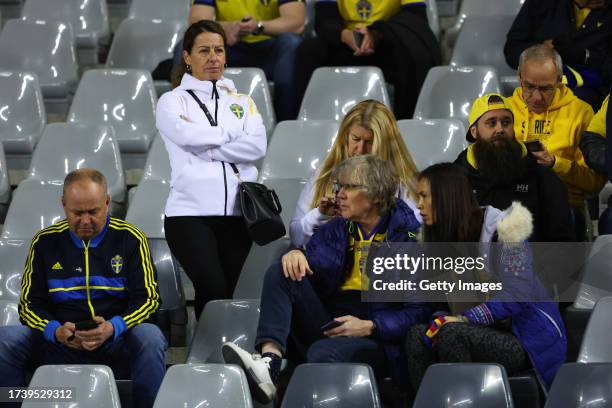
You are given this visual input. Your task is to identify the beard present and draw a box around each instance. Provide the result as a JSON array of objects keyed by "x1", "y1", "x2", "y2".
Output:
[{"x1": 473, "y1": 136, "x2": 526, "y2": 185}]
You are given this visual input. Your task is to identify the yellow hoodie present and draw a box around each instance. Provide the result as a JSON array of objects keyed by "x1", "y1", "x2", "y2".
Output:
[
  {"x1": 586, "y1": 95, "x2": 608, "y2": 136},
  {"x1": 509, "y1": 84, "x2": 605, "y2": 208}
]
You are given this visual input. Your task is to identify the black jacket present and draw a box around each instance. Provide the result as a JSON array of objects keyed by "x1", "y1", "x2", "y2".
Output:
[
  {"x1": 18, "y1": 217, "x2": 160, "y2": 342},
  {"x1": 455, "y1": 147, "x2": 575, "y2": 242},
  {"x1": 504, "y1": 0, "x2": 612, "y2": 84}
]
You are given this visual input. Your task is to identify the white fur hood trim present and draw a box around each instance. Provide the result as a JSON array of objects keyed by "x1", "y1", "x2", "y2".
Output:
[{"x1": 496, "y1": 201, "x2": 533, "y2": 244}]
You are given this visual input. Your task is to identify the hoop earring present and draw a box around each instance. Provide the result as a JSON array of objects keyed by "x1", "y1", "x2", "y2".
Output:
[{"x1": 186, "y1": 64, "x2": 192, "y2": 73}]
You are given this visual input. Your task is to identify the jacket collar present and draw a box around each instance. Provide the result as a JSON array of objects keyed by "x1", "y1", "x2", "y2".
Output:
[
  {"x1": 177, "y1": 73, "x2": 237, "y2": 98},
  {"x1": 69, "y1": 215, "x2": 110, "y2": 249}
]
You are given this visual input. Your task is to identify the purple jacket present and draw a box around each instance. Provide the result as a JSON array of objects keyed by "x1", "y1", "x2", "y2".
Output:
[{"x1": 305, "y1": 199, "x2": 429, "y2": 384}]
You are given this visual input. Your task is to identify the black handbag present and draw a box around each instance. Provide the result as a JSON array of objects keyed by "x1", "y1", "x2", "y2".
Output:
[
  {"x1": 186, "y1": 89, "x2": 286, "y2": 245},
  {"x1": 229, "y1": 163, "x2": 286, "y2": 245}
]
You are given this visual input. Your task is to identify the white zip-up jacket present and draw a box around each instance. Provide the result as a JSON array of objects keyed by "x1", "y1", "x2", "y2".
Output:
[{"x1": 156, "y1": 74, "x2": 266, "y2": 217}]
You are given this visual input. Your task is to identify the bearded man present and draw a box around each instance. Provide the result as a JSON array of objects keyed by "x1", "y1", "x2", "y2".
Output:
[{"x1": 455, "y1": 93, "x2": 575, "y2": 242}]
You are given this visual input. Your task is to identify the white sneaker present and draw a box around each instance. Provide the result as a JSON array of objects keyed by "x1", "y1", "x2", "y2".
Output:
[{"x1": 222, "y1": 342, "x2": 277, "y2": 403}]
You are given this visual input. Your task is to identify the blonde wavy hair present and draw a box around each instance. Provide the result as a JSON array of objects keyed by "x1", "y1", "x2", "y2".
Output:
[{"x1": 310, "y1": 100, "x2": 418, "y2": 209}]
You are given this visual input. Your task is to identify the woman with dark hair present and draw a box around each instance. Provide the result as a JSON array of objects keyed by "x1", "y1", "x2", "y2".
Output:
[
  {"x1": 156, "y1": 20, "x2": 266, "y2": 318},
  {"x1": 406, "y1": 163, "x2": 566, "y2": 394}
]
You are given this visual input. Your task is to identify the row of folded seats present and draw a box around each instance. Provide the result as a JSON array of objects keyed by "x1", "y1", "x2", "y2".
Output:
[{"x1": 8, "y1": 294, "x2": 612, "y2": 407}]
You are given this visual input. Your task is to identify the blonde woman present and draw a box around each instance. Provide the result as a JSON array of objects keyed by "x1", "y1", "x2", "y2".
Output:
[{"x1": 290, "y1": 99, "x2": 420, "y2": 247}]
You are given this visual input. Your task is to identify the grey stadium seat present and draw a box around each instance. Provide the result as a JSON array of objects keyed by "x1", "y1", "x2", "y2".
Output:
[
  {"x1": 128, "y1": 0, "x2": 190, "y2": 22},
  {"x1": 125, "y1": 178, "x2": 169, "y2": 238},
  {"x1": 0, "y1": 71, "x2": 45, "y2": 155},
  {"x1": 1, "y1": 180, "x2": 63, "y2": 240},
  {"x1": 0, "y1": 142, "x2": 9, "y2": 208},
  {"x1": 298, "y1": 67, "x2": 391, "y2": 121},
  {"x1": 26, "y1": 123, "x2": 126, "y2": 203},
  {"x1": 0, "y1": 239, "x2": 28, "y2": 301},
  {"x1": 106, "y1": 18, "x2": 184, "y2": 73},
  {"x1": 397, "y1": 119, "x2": 467, "y2": 171},
  {"x1": 450, "y1": 15, "x2": 518, "y2": 95},
  {"x1": 425, "y1": 0, "x2": 440, "y2": 40},
  {"x1": 571, "y1": 235, "x2": 612, "y2": 310},
  {"x1": 187, "y1": 299, "x2": 260, "y2": 364},
  {"x1": 143, "y1": 135, "x2": 171, "y2": 182},
  {"x1": 413, "y1": 65, "x2": 501, "y2": 127},
  {"x1": 444, "y1": 0, "x2": 524, "y2": 49},
  {"x1": 224, "y1": 67, "x2": 276, "y2": 137},
  {"x1": 153, "y1": 364, "x2": 253, "y2": 408},
  {"x1": 261, "y1": 178, "x2": 306, "y2": 233},
  {"x1": 149, "y1": 238, "x2": 187, "y2": 346},
  {"x1": 0, "y1": 19, "x2": 78, "y2": 102},
  {"x1": 259, "y1": 120, "x2": 339, "y2": 180},
  {"x1": 545, "y1": 363, "x2": 612, "y2": 408},
  {"x1": 23, "y1": 365, "x2": 121, "y2": 408},
  {"x1": 564, "y1": 236, "x2": 612, "y2": 361},
  {"x1": 413, "y1": 363, "x2": 513, "y2": 408},
  {"x1": 578, "y1": 296, "x2": 612, "y2": 363},
  {"x1": 281, "y1": 363, "x2": 381, "y2": 408},
  {"x1": 21, "y1": 0, "x2": 110, "y2": 65},
  {"x1": 233, "y1": 237, "x2": 291, "y2": 299},
  {"x1": 0, "y1": 299, "x2": 18, "y2": 326},
  {"x1": 68, "y1": 69, "x2": 157, "y2": 153}
]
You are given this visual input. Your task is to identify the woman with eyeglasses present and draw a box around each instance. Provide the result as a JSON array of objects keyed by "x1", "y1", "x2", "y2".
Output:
[
  {"x1": 221, "y1": 155, "x2": 428, "y2": 404},
  {"x1": 290, "y1": 99, "x2": 420, "y2": 248}
]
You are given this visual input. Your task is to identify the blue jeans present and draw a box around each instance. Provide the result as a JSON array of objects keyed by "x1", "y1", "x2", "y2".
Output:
[
  {"x1": 0, "y1": 323, "x2": 167, "y2": 408},
  {"x1": 255, "y1": 261, "x2": 387, "y2": 375},
  {"x1": 174, "y1": 34, "x2": 302, "y2": 121}
]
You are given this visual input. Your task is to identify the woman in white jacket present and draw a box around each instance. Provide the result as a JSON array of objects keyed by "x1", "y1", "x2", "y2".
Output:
[
  {"x1": 290, "y1": 100, "x2": 421, "y2": 247},
  {"x1": 156, "y1": 20, "x2": 266, "y2": 318}
]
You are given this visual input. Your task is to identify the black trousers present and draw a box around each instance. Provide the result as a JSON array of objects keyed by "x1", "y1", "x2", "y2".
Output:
[
  {"x1": 164, "y1": 216, "x2": 252, "y2": 319},
  {"x1": 294, "y1": 36, "x2": 419, "y2": 119},
  {"x1": 405, "y1": 323, "x2": 530, "y2": 393}
]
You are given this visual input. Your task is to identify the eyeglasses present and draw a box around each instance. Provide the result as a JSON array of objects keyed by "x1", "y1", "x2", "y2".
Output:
[
  {"x1": 521, "y1": 81, "x2": 557, "y2": 96},
  {"x1": 332, "y1": 181, "x2": 367, "y2": 194}
]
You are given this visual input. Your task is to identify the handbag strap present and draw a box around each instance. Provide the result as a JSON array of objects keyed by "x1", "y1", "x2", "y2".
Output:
[
  {"x1": 228, "y1": 162, "x2": 243, "y2": 183},
  {"x1": 186, "y1": 90, "x2": 217, "y2": 127}
]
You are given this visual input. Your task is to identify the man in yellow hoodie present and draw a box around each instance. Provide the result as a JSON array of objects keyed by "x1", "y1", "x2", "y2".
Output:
[{"x1": 508, "y1": 44, "x2": 606, "y2": 239}]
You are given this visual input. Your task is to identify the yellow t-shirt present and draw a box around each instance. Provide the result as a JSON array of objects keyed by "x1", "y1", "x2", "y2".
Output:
[
  {"x1": 333, "y1": 0, "x2": 425, "y2": 30},
  {"x1": 194, "y1": 0, "x2": 303, "y2": 43},
  {"x1": 574, "y1": 5, "x2": 592, "y2": 29},
  {"x1": 341, "y1": 223, "x2": 386, "y2": 291}
]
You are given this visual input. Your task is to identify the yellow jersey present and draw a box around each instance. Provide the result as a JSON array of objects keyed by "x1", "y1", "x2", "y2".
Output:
[
  {"x1": 341, "y1": 222, "x2": 386, "y2": 291},
  {"x1": 328, "y1": 0, "x2": 425, "y2": 30},
  {"x1": 194, "y1": 0, "x2": 303, "y2": 43}
]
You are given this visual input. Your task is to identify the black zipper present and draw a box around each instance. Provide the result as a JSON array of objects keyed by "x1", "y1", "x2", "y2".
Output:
[{"x1": 222, "y1": 161, "x2": 228, "y2": 216}]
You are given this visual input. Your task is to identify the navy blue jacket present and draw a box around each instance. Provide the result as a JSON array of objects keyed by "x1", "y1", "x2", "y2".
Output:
[
  {"x1": 18, "y1": 217, "x2": 160, "y2": 343},
  {"x1": 305, "y1": 199, "x2": 429, "y2": 384}
]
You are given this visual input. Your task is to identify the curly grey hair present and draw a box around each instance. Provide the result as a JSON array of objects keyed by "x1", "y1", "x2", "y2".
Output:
[{"x1": 333, "y1": 155, "x2": 399, "y2": 214}]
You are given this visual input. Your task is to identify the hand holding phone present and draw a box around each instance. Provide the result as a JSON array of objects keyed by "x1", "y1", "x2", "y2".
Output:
[
  {"x1": 353, "y1": 31, "x2": 364, "y2": 49},
  {"x1": 321, "y1": 319, "x2": 343, "y2": 333},
  {"x1": 525, "y1": 140, "x2": 544, "y2": 153}
]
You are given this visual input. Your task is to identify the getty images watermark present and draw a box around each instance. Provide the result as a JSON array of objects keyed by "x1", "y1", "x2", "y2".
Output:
[{"x1": 358, "y1": 242, "x2": 596, "y2": 303}]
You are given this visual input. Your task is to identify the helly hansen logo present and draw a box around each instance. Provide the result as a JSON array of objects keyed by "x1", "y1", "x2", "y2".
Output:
[
  {"x1": 51, "y1": 262, "x2": 63, "y2": 270},
  {"x1": 516, "y1": 184, "x2": 529, "y2": 193}
]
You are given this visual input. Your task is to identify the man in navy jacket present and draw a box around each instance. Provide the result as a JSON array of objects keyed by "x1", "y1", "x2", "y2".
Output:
[{"x1": 0, "y1": 168, "x2": 165, "y2": 408}]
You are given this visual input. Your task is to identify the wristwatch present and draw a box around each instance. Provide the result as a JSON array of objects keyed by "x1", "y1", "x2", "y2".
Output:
[{"x1": 252, "y1": 21, "x2": 264, "y2": 35}]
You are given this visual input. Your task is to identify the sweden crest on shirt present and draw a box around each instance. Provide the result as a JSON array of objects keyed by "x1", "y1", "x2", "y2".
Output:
[
  {"x1": 356, "y1": 0, "x2": 372, "y2": 19},
  {"x1": 111, "y1": 254, "x2": 123, "y2": 274},
  {"x1": 230, "y1": 103, "x2": 245, "y2": 119}
]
